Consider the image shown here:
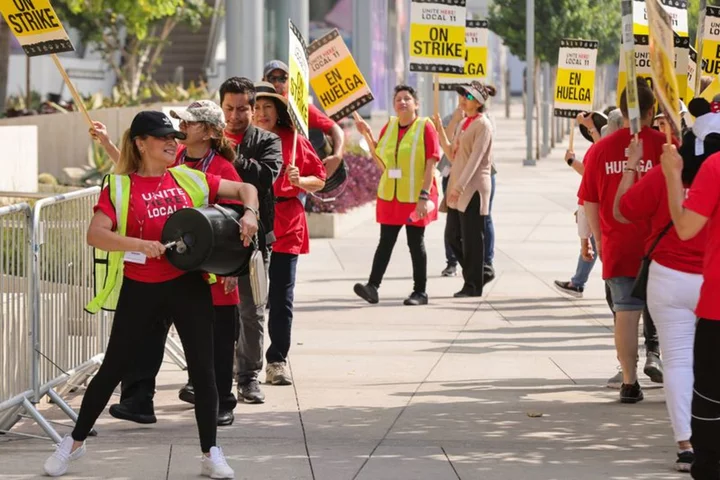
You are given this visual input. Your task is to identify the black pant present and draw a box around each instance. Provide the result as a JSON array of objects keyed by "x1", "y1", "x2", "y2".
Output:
[
  {"x1": 445, "y1": 193, "x2": 486, "y2": 293},
  {"x1": 266, "y1": 251, "x2": 298, "y2": 364},
  {"x1": 441, "y1": 177, "x2": 458, "y2": 267},
  {"x1": 72, "y1": 274, "x2": 218, "y2": 453},
  {"x1": 118, "y1": 306, "x2": 239, "y2": 412},
  {"x1": 368, "y1": 224, "x2": 427, "y2": 293},
  {"x1": 691, "y1": 319, "x2": 720, "y2": 480}
]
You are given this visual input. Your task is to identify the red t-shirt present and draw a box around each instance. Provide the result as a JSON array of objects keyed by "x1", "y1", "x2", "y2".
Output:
[
  {"x1": 94, "y1": 170, "x2": 221, "y2": 283},
  {"x1": 176, "y1": 146, "x2": 241, "y2": 305},
  {"x1": 376, "y1": 118, "x2": 440, "y2": 227},
  {"x1": 224, "y1": 131, "x2": 244, "y2": 148},
  {"x1": 578, "y1": 127, "x2": 665, "y2": 279},
  {"x1": 309, "y1": 104, "x2": 336, "y2": 134},
  {"x1": 684, "y1": 153, "x2": 720, "y2": 320},
  {"x1": 273, "y1": 127, "x2": 327, "y2": 255},
  {"x1": 619, "y1": 166, "x2": 706, "y2": 275}
]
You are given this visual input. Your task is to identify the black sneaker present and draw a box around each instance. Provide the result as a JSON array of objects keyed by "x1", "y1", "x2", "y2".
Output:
[
  {"x1": 217, "y1": 410, "x2": 235, "y2": 426},
  {"x1": 620, "y1": 381, "x2": 644, "y2": 404},
  {"x1": 404, "y1": 292, "x2": 428, "y2": 306},
  {"x1": 454, "y1": 285, "x2": 481, "y2": 298},
  {"x1": 108, "y1": 403, "x2": 157, "y2": 424},
  {"x1": 553, "y1": 280, "x2": 584, "y2": 298},
  {"x1": 483, "y1": 265, "x2": 496, "y2": 285},
  {"x1": 441, "y1": 264, "x2": 458, "y2": 277},
  {"x1": 178, "y1": 382, "x2": 195, "y2": 405},
  {"x1": 675, "y1": 450, "x2": 694, "y2": 472},
  {"x1": 239, "y1": 379, "x2": 265, "y2": 404},
  {"x1": 354, "y1": 283, "x2": 379, "y2": 304}
]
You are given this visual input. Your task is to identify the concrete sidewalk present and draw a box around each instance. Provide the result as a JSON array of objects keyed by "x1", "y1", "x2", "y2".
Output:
[{"x1": 0, "y1": 104, "x2": 684, "y2": 480}]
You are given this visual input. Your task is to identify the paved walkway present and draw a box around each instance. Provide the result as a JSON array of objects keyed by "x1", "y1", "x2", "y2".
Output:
[{"x1": 0, "y1": 104, "x2": 684, "y2": 480}]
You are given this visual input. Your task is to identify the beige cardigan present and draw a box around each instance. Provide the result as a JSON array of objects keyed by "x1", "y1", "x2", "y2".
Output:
[{"x1": 446, "y1": 114, "x2": 493, "y2": 215}]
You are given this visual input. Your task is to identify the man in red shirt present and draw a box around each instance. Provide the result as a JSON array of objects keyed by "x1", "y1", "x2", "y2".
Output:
[
  {"x1": 578, "y1": 79, "x2": 666, "y2": 404},
  {"x1": 263, "y1": 60, "x2": 345, "y2": 175}
]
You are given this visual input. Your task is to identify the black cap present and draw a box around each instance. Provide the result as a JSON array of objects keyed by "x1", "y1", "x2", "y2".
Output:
[{"x1": 130, "y1": 111, "x2": 186, "y2": 140}]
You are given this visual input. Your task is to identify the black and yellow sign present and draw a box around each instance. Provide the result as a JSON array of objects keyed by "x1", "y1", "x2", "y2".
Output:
[
  {"x1": 0, "y1": 0, "x2": 73, "y2": 56},
  {"x1": 288, "y1": 19, "x2": 309, "y2": 138},
  {"x1": 439, "y1": 19, "x2": 489, "y2": 90},
  {"x1": 409, "y1": 0, "x2": 467, "y2": 74},
  {"x1": 308, "y1": 29, "x2": 374, "y2": 122},
  {"x1": 700, "y1": 6, "x2": 720, "y2": 76},
  {"x1": 554, "y1": 39, "x2": 598, "y2": 118}
]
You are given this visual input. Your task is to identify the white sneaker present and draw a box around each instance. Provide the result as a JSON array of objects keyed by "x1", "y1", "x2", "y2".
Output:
[
  {"x1": 43, "y1": 435, "x2": 86, "y2": 477},
  {"x1": 266, "y1": 362, "x2": 292, "y2": 385},
  {"x1": 201, "y1": 446, "x2": 235, "y2": 479},
  {"x1": 607, "y1": 367, "x2": 623, "y2": 390}
]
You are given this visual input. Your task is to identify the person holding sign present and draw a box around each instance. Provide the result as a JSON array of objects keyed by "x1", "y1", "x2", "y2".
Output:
[
  {"x1": 434, "y1": 81, "x2": 496, "y2": 298},
  {"x1": 252, "y1": 82, "x2": 326, "y2": 386},
  {"x1": 661, "y1": 114, "x2": 720, "y2": 480},
  {"x1": 43, "y1": 111, "x2": 260, "y2": 479},
  {"x1": 614, "y1": 99, "x2": 720, "y2": 472},
  {"x1": 578, "y1": 79, "x2": 668, "y2": 405},
  {"x1": 353, "y1": 84, "x2": 440, "y2": 306}
]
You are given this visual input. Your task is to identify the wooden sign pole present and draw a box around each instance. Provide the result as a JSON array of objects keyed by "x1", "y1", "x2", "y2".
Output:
[{"x1": 50, "y1": 54, "x2": 93, "y2": 128}]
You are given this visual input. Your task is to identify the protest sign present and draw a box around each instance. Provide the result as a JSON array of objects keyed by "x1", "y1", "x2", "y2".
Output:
[
  {"x1": 0, "y1": 0, "x2": 73, "y2": 56},
  {"x1": 409, "y1": 0, "x2": 466, "y2": 74},
  {"x1": 647, "y1": 0, "x2": 682, "y2": 140},
  {"x1": 438, "y1": 19, "x2": 489, "y2": 90},
  {"x1": 308, "y1": 29, "x2": 374, "y2": 122},
  {"x1": 633, "y1": 0, "x2": 688, "y2": 36},
  {"x1": 553, "y1": 39, "x2": 598, "y2": 118},
  {"x1": 288, "y1": 19, "x2": 310, "y2": 139},
  {"x1": 621, "y1": 0, "x2": 642, "y2": 135},
  {"x1": 687, "y1": 46, "x2": 697, "y2": 100},
  {"x1": 701, "y1": 6, "x2": 720, "y2": 76}
]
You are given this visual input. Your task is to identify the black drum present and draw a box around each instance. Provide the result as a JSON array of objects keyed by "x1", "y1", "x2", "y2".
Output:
[{"x1": 161, "y1": 205, "x2": 253, "y2": 276}]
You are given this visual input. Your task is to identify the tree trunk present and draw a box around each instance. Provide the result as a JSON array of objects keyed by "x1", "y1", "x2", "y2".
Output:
[{"x1": 0, "y1": 18, "x2": 9, "y2": 114}]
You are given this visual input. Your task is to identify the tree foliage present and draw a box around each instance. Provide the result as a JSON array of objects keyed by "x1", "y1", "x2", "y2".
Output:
[
  {"x1": 54, "y1": 0, "x2": 214, "y2": 100},
  {"x1": 488, "y1": 0, "x2": 622, "y2": 65}
]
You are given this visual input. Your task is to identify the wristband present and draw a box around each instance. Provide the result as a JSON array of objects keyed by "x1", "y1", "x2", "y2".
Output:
[
  {"x1": 623, "y1": 167, "x2": 637, "y2": 174},
  {"x1": 420, "y1": 189, "x2": 430, "y2": 196},
  {"x1": 244, "y1": 206, "x2": 260, "y2": 219},
  {"x1": 566, "y1": 157, "x2": 574, "y2": 166}
]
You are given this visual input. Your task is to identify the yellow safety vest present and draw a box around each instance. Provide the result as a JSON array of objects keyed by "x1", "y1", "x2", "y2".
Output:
[
  {"x1": 86, "y1": 165, "x2": 212, "y2": 314},
  {"x1": 375, "y1": 117, "x2": 428, "y2": 202}
]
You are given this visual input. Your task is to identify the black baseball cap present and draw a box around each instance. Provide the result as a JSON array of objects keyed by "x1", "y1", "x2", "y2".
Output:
[{"x1": 130, "y1": 111, "x2": 186, "y2": 140}]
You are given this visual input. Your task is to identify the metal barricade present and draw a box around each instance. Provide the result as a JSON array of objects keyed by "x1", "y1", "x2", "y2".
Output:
[{"x1": 0, "y1": 203, "x2": 33, "y2": 433}]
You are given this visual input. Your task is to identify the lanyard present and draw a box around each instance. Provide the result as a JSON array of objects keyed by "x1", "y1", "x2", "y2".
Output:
[
  {"x1": 179, "y1": 148, "x2": 216, "y2": 173},
  {"x1": 128, "y1": 172, "x2": 168, "y2": 240}
]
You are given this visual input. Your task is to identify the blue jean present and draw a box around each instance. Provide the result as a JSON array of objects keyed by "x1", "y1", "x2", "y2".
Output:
[
  {"x1": 443, "y1": 174, "x2": 496, "y2": 267},
  {"x1": 570, "y1": 236, "x2": 597, "y2": 289},
  {"x1": 266, "y1": 251, "x2": 299, "y2": 364},
  {"x1": 484, "y1": 174, "x2": 496, "y2": 265}
]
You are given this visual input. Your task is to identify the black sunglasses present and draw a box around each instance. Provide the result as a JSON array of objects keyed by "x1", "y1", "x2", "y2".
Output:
[{"x1": 268, "y1": 75, "x2": 288, "y2": 83}]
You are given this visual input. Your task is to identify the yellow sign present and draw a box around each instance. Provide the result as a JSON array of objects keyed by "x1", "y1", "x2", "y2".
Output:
[
  {"x1": 553, "y1": 39, "x2": 598, "y2": 118},
  {"x1": 308, "y1": 29, "x2": 374, "y2": 121},
  {"x1": 700, "y1": 76, "x2": 720, "y2": 102},
  {"x1": 288, "y1": 19, "x2": 309, "y2": 138},
  {"x1": 439, "y1": 19, "x2": 488, "y2": 90},
  {"x1": 700, "y1": 6, "x2": 720, "y2": 76},
  {"x1": 409, "y1": 0, "x2": 467, "y2": 74},
  {"x1": 0, "y1": 0, "x2": 73, "y2": 56},
  {"x1": 632, "y1": 0, "x2": 688, "y2": 36},
  {"x1": 647, "y1": 0, "x2": 682, "y2": 136}
]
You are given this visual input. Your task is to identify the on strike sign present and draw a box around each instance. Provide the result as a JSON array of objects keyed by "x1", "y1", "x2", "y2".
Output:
[
  {"x1": 0, "y1": 0, "x2": 74, "y2": 56},
  {"x1": 409, "y1": 0, "x2": 466, "y2": 74},
  {"x1": 553, "y1": 39, "x2": 598, "y2": 118},
  {"x1": 308, "y1": 29, "x2": 374, "y2": 122},
  {"x1": 288, "y1": 19, "x2": 309, "y2": 138},
  {"x1": 439, "y1": 20, "x2": 489, "y2": 90}
]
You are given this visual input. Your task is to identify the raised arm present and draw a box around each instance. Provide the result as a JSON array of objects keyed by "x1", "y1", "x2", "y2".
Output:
[{"x1": 89, "y1": 121, "x2": 121, "y2": 163}]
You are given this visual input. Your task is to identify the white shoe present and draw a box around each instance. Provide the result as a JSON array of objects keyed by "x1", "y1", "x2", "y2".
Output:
[
  {"x1": 201, "y1": 446, "x2": 235, "y2": 479},
  {"x1": 43, "y1": 435, "x2": 85, "y2": 477},
  {"x1": 607, "y1": 367, "x2": 623, "y2": 390},
  {"x1": 266, "y1": 362, "x2": 292, "y2": 385}
]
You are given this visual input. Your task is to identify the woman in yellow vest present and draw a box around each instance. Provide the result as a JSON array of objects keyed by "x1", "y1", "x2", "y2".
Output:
[
  {"x1": 433, "y1": 81, "x2": 496, "y2": 298},
  {"x1": 353, "y1": 84, "x2": 441, "y2": 306},
  {"x1": 43, "y1": 111, "x2": 259, "y2": 479}
]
